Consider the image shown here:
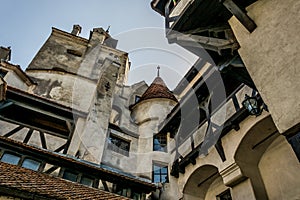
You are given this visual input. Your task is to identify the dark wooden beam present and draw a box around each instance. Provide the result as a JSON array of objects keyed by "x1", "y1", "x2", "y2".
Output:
[
  {"x1": 3, "y1": 125, "x2": 24, "y2": 137},
  {"x1": 221, "y1": 0, "x2": 257, "y2": 32},
  {"x1": 164, "y1": 0, "x2": 172, "y2": 29},
  {"x1": 39, "y1": 131, "x2": 47, "y2": 149},
  {"x1": 23, "y1": 129, "x2": 33, "y2": 144},
  {"x1": 0, "y1": 116, "x2": 69, "y2": 139},
  {"x1": 54, "y1": 144, "x2": 66, "y2": 153},
  {"x1": 44, "y1": 166, "x2": 59, "y2": 174},
  {"x1": 63, "y1": 122, "x2": 75, "y2": 154},
  {"x1": 101, "y1": 180, "x2": 110, "y2": 192}
]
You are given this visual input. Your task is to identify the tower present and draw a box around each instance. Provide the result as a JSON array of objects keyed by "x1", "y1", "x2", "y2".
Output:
[{"x1": 131, "y1": 67, "x2": 177, "y2": 179}]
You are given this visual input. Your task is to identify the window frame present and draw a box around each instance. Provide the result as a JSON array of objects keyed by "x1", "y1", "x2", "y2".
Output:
[
  {"x1": 135, "y1": 95, "x2": 141, "y2": 103},
  {"x1": 153, "y1": 133, "x2": 167, "y2": 152},
  {"x1": 0, "y1": 151, "x2": 21, "y2": 165},
  {"x1": 107, "y1": 133, "x2": 131, "y2": 156},
  {"x1": 152, "y1": 162, "x2": 169, "y2": 183},
  {"x1": 61, "y1": 168, "x2": 96, "y2": 187},
  {"x1": 21, "y1": 157, "x2": 42, "y2": 171},
  {"x1": 216, "y1": 189, "x2": 232, "y2": 200},
  {"x1": 0, "y1": 149, "x2": 43, "y2": 172}
]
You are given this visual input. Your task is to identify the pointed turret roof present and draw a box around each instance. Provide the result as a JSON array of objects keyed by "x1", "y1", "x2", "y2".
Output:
[{"x1": 139, "y1": 73, "x2": 177, "y2": 103}]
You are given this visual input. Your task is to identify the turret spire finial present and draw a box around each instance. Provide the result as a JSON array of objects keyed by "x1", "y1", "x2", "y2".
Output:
[
  {"x1": 106, "y1": 25, "x2": 111, "y2": 33},
  {"x1": 157, "y1": 66, "x2": 160, "y2": 77}
]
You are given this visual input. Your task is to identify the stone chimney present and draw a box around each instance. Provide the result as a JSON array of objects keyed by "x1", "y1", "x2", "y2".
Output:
[
  {"x1": 71, "y1": 24, "x2": 82, "y2": 36},
  {"x1": 89, "y1": 28, "x2": 109, "y2": 46},
  {"x1": 0, "y1": 46, "x2": 11, "y2": 61}
]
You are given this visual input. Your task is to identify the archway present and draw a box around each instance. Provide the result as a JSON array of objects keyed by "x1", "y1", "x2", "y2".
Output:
[
  {"x1": 183, "y1": 165, "x2": 229, "y2": 200},
  {"x1": 234, "y1": 115, "x2": 279, "y2": 199},
  {"x1": 258, "y1": 133, "x2": 300, "y2": 199}
]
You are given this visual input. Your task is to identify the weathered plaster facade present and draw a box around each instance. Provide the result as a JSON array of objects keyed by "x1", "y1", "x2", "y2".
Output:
[
  {"x1": 228, "y1": 0, "x2": 300, "y2": 133},
  {"x1": 0, "y1": 25, "x2": 178, "y2": 199},
  {"x1": 1, "y1": 1, "x2": 300, "y2": 197}
]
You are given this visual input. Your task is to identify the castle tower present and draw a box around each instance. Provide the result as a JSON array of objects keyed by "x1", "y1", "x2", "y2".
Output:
[
  {"x1": 24, "y1": 25, "x2": 130, "y2": 164},
  {"x1": 131, "y1": 67, "x2": 177, "y2": 180}
]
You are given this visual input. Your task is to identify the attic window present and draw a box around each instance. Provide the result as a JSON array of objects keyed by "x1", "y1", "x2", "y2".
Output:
[
  {"x1": 22, "y1": 158, "x2": 41, "y2": 171},
  {"x1": 80, "y1": 176, "x2": 94, "y2": 187},
  {"x1": 0, "y1": 69, "x2": 8, "y2": 78},
  {"x1": 63, "y1": 170, "x2": 78, "y2": 182},
  {"x1": 0, "y1": 152, "x2": 20, "y2": 165},
  {"x1": 67, "y1": 49, "x2": 82, "y2": 57}
]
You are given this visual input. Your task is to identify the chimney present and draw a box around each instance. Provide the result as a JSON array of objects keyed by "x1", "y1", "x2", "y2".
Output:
[
  {"x1": 89, "y1": 28, "x2": 108, "y2": 46},
  {"x1": 0, "y1": 46, "x2": 11, "y2": 61},
  {"x1": 71, "y1": 24, "x2": 82, "y2": 36}
]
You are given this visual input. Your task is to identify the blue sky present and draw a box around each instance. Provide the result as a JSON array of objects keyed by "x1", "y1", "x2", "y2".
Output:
[{"x1": 1, "y1": 0, "x2": 197, "y2": 89}]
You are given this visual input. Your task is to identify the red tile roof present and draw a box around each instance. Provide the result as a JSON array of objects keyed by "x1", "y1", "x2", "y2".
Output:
[
  {"x1": 139, "y1": 77, "x2": 177, "y2": 102},
  {"x1": 0, "y1": 136, "x2": 156, "y2": 193},
  {"x1": 0, "y1": 162, "x2": 130, "y2": 200}
]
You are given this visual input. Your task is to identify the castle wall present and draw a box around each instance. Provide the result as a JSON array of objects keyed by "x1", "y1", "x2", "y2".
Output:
[
  {"x1": 259, "y1": 135, "x2": 300, "y2": 200},
  {"x1": 228, "y1": 0, "x2": 300, "y2": 133}
]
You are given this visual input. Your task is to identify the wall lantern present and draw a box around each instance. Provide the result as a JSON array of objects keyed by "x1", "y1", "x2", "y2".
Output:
[{"x1": 242, "y1": 94, "x2": 261, "y2": 116}]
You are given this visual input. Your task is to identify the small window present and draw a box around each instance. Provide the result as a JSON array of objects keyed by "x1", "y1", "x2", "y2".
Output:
[
  {"x1": 153, "y1": 163, "x2": 168, "y2": 183},
  {"x1": 153, "y1": 133, "x2": 167, "y2": 152},
  {"x1": 0, "y1": 69, "x2": 8, "y2": 78},
  {"x1": 22, "y1": 158, "x2": 41, "y2": 171},
  {"x1": 63, "y1": 170, "x2": 78, "y2": 182},
  {"x1": 135, "y1": 95, "x2": 141, "y2": 103},
  {"x1": 287, "y1": 131, "x2": 300, "y2": 161},
  {"x1": 0, "y1": 153, "x2": 20, "y2": 165},
  {"x1": 80, "y1": 176, "x2": 94, "y2": 187},
  {"x1": 216, "y1": 189, "x2": 232, "y2": 200},
  {"x1": 107, "y1": 134, "x2": 130, "y2": 156},
  {"x1": 66, "y1": 49, "x2": 82, "y2": 57}
]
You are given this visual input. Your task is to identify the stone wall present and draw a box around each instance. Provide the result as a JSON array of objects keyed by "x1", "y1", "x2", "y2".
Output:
[
  {"x1": 259, "y1": 135, "x2": 300, "y2": 200},
  {"x1": 229, "y1": 0, "x2": 300, "y2": 133}
]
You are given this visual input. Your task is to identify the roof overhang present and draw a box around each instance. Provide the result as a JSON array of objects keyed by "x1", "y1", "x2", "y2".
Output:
[
  {"x1": 0, "y1": 60, "x2": 35, "y2": 86},
  {"x1": 0, "y1": 136, "x2": 157, "y2": 193},
  {"x1": 0, "y1": 86, "x2": 87, "y2": 138}
]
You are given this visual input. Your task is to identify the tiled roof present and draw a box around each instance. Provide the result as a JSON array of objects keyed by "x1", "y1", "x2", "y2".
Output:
[
  {"x1": 0, "y1": 136, "x2": 156, "y2": 192},
  {"x1": 139, "y1": 77, "x2": 177, "y2": 102},
  {"x1": 0, "y1": 162, "x2": 130, "y2": 200}
]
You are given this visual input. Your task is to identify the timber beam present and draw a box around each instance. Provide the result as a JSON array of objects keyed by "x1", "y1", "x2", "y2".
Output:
[{"x1": 220, "y1": 0, "x2": 257, "y2": 32}]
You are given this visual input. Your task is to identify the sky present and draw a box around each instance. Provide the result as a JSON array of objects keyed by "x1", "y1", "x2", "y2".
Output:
[{"x1": 0, "y1": 0, "x2": 198, "y2": 89}]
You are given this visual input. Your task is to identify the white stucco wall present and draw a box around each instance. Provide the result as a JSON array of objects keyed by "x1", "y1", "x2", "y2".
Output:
[
  {"x1": 259, "y1": 135, "x2": 300, "y2": 200},
  {"x1": 229, "y1": 0, "x2": 300, "y2": 133}
]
